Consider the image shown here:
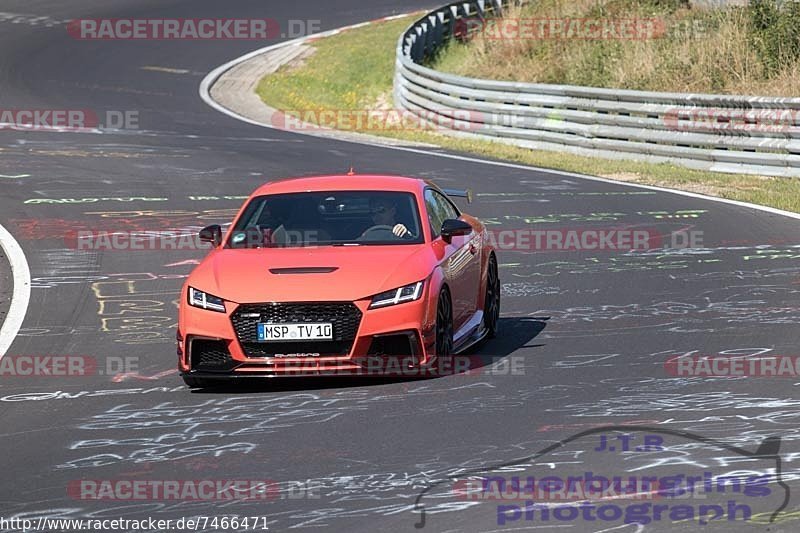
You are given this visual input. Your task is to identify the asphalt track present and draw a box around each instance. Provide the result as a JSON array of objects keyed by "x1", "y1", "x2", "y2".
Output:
[{"x1": 1, "y1": 1, "x2": 800, "y2": 532}]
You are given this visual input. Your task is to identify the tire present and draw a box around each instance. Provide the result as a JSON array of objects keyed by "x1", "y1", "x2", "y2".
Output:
[
  {"x1": 484, "y1": 254, "x2": 500, "y2": 339},
  {"x1": 182, "y1": 375, "x2": 221, "y2": 389},
  {"x1": 435, "y1": 289, "x2": 454, "y2": 364}
]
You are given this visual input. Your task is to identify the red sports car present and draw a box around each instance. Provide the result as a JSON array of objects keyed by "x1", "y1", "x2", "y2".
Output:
[{"x1": 177, "y1": 174, "x2": 500, "y2": 387}]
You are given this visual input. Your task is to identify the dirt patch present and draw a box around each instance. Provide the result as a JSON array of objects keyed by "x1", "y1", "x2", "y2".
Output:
[
  {"x1": 601, "y1": 171, "x2": 723, "y2": 196},
  {"x1": 599, "y1": 172, "x2": 643, "y2": 182}
]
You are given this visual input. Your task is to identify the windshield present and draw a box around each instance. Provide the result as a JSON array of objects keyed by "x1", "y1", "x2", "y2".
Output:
[{"x1": 227, "y1": 190, "x2": 424, "y2": 248}]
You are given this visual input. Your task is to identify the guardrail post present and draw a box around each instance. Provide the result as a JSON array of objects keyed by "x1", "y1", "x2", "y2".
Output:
[
  {"x1": 491, "y1": 0, "x2": 503, "y2": 16},
  {"x1": 475, "y1": 0, "x2": 486, "y2": 19}
]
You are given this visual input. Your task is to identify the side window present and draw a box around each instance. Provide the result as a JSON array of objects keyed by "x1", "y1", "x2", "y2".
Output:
[
  {"x1": 425, "y1": 189, "x2": 459, "y2": 239},
  {"x1": 425, "y1": 189, "x2": 444, "y2": 238},
  {"x1": 433, "y1": 191, "x2": 459, "y2": 220}
]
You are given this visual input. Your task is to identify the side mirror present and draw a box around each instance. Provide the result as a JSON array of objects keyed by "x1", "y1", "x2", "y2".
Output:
[
  {"x1": 199, "y1": 224, "x2": 222, "y2": 247},
  {"x1": 440, "y1": 219, "x2": 472, "y2": 243}
]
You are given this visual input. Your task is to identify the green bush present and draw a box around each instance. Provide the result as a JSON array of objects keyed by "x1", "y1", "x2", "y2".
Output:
[{"x1": 747, "y1": 0, "x2": 800, "y2": 76}]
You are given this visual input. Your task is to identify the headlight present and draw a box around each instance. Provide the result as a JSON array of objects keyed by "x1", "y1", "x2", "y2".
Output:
[
  {"x1": 369, "y1": 281, "x2": 424, "y2": 309},
  {"x1": 188, "y1": 287, "x2": 226, "y2": 313}
]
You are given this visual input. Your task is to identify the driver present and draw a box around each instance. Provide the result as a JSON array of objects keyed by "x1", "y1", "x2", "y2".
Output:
[{"x1": 365, "y1": 198, "x2": 411, "y2": 238}]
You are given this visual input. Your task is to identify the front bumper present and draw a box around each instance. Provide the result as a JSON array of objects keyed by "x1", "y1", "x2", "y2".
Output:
[{"x1": 178, "y1": 294, "x2": 438, "y2": 378}]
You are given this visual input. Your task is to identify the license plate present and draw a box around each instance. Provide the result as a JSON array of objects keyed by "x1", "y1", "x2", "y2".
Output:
[{"x1": 257, "y1": 323, "x2": 333, "y2": 342}]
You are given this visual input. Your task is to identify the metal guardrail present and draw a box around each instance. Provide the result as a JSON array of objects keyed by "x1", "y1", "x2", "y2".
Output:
[{"x1": 394, "y1": 0, "x2": 800, "y2": 177}]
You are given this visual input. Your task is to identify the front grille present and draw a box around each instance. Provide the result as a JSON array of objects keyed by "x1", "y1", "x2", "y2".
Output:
[
  {"x1": 231, "y1": 302, "x2": 362, "y2": 358},
  {"x1": 190, "y1": 339, "x2": 237, "y2": 371}
]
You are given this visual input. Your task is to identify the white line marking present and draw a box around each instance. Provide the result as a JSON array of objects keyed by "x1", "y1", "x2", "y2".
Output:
[
  {"x1": 140, "y1": 66, "x2": 190, "y2": 74},
  {"x1": 0, "y1": 123, "x2": 102, "y2": 134},
  {"x1": 0, "y1": 222, "x2": 31, "y2": 358},
  {"x1": 199, "y1": 14, "x2": 800, "y2": 224},
  {"x1": 0, "y1": 174, "x2": 30, "y2": 179}
]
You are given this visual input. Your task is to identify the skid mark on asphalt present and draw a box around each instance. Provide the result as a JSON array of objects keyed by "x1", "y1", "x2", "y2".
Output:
[
  {"x1": 140, "y1": 65, "x2": 205, "y2": 76},
  {"x1": 0, "y1": 12, "x2": 68, "y2": 28}
]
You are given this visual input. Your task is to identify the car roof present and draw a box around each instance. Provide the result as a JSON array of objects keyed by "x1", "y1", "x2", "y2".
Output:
[{"x1": 250, "y1": 174, "x2": 429, "y2": 196}]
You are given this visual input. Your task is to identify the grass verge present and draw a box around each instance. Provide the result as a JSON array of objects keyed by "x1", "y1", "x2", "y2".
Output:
[
  {"x1": 256, "y1": 14, "x2": 800, "y2": 214},
  {"x1": 432, "y1": 0, "x2": 800, "y2": 96}
]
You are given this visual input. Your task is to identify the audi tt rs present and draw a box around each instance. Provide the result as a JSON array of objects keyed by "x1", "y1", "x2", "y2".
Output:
[{"x1": 177, "y1": 174, "x2": 500, "y2": 387}]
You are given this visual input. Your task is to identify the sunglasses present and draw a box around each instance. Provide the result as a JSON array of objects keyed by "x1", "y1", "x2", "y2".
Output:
[{"x1": 370, "y1": 205, "x2": 391, "y2": 214}]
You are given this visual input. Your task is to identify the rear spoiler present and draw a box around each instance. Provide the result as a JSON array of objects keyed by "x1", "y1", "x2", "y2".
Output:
[{"x1": 441, "y1": 188, "x2": 474, "y2": 204}]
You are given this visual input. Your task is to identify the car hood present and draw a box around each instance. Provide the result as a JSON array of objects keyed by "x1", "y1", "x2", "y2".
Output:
[{"x1": 188, "y1": 245, "x2": 434, "y2": 303}]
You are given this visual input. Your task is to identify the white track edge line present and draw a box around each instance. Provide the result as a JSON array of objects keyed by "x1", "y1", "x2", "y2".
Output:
[{"x1": 0, "y1": 222, "x2": 31, "y2": 359}]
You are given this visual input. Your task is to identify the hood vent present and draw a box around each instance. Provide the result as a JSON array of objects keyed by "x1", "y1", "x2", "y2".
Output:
[{"x1": 269, "y1": 267, "x2": 339, "y2": 275}]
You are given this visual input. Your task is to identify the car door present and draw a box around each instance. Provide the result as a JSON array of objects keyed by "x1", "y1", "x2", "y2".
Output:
[{"x1": 425, "y1": 189, "x2": 479, "y2": 332}]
